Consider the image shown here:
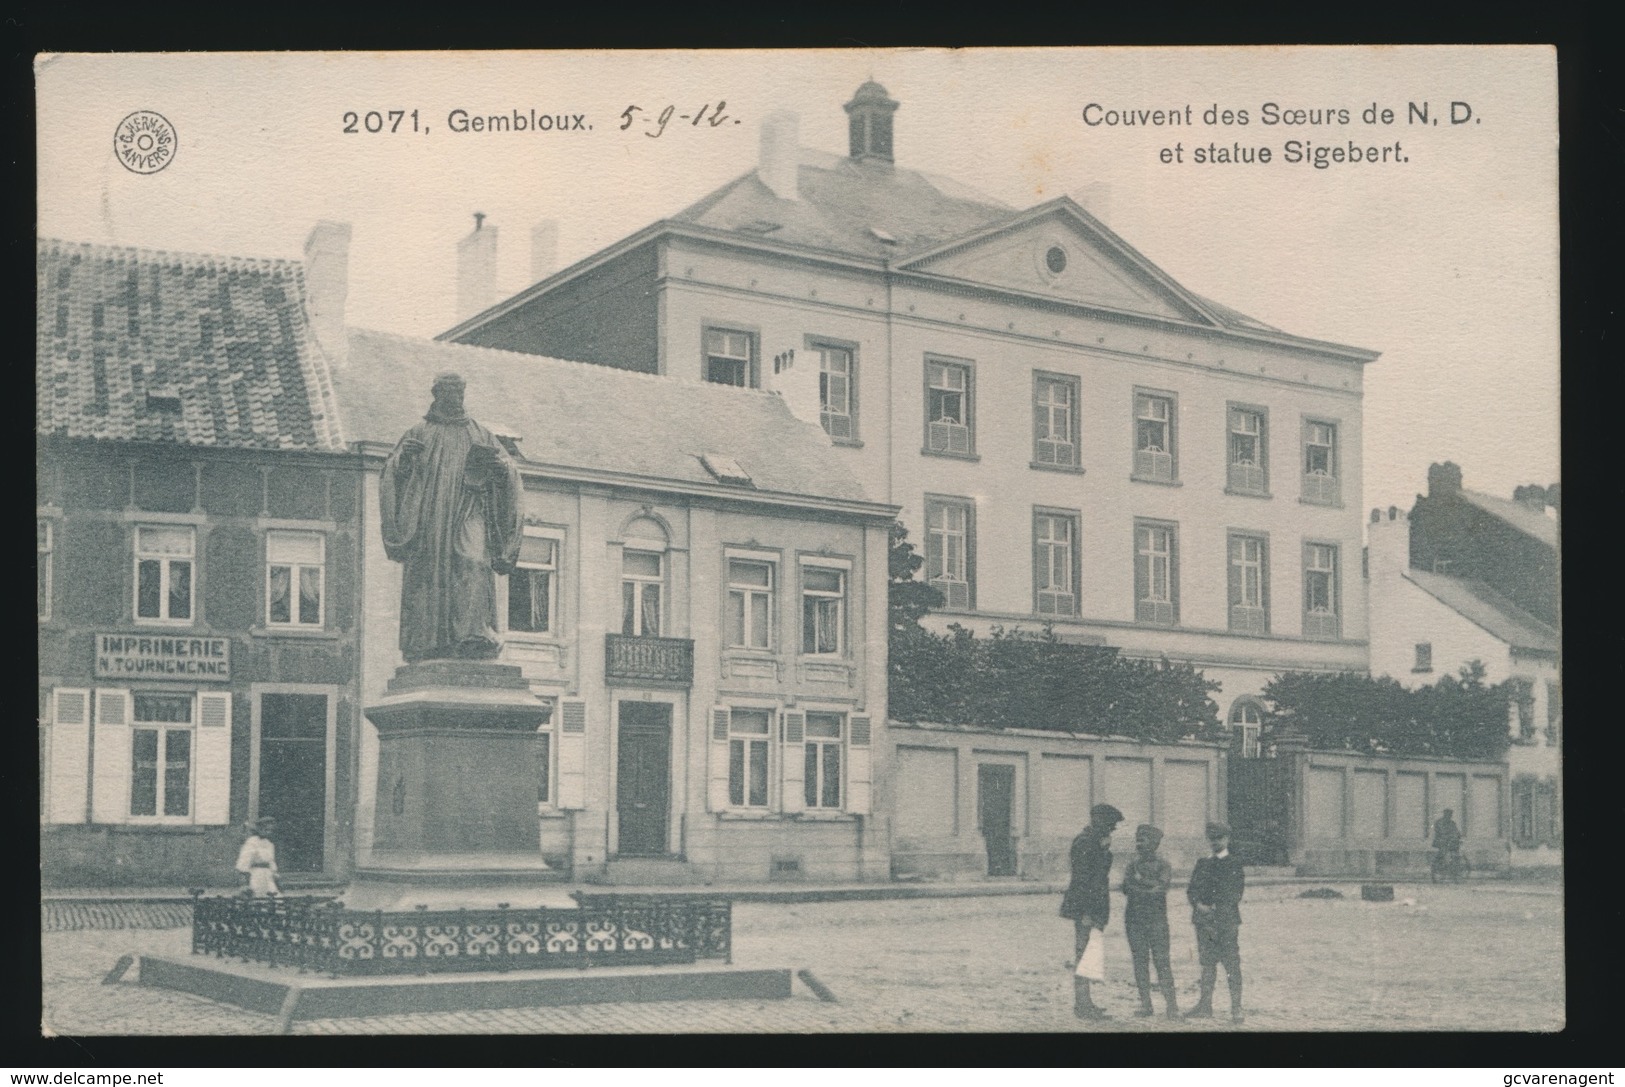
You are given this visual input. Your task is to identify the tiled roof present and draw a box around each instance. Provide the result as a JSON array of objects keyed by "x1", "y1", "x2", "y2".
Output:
[
  {"x1": 1460, "y1": 488, "x2": 1558, "y2": 549},
  {"x1": 672, "y1": 147, "x2": 1015, "y2": 261},
  {"x1": 1404, "y1": 568, "x2": 1559, "y2": 654},
  {"x1": 337, "y1": 329, "x2": 877, "y2": 506},
  {"x1": 36, "y1": 239, "x2": 344, "y2": 451}
]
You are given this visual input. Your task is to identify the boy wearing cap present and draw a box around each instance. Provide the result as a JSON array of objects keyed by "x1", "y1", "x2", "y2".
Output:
[
  {"x1": 1121, "y1": 823, "x2": 1179, "y2": 1018},
  {"x1": 1185, "y1": 821, "x2": 1245, "y2": 1023},
  {"x1": 1059, "y1": 802, "x2": 1124, "y2": 1019}
]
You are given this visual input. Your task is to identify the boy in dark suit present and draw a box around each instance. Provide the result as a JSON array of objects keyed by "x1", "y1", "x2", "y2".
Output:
[
  {"x1": 1185, "y1": 821, "x2": 1246, "y2": 1023},
  {"x1": 1120, "y1": 823, "x2": 1179, "y2": 1018},
  {"x1": 1059, "y1": 803, "x2": 1124, "y2": 1019}
]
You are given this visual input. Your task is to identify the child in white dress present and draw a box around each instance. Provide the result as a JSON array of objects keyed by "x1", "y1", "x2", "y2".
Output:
[{"x1": 234, "y1": 817, "x2": 280, "y2": 896}]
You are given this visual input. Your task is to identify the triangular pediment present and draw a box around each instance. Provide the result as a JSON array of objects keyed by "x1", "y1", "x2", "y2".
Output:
[{"x1": 897, "y1": 200, "x2": 1217, "y2": 325}]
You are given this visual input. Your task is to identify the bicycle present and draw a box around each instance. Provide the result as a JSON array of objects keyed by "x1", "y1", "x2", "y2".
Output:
[{"x1": 1429, "y1": 848, "x2": 1470, "y2": 883}]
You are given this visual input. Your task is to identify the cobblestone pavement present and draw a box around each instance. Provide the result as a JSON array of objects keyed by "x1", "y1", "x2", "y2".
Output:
[{"x1": 42, "y1": 882, "x2": 1563, "y2": 1035}]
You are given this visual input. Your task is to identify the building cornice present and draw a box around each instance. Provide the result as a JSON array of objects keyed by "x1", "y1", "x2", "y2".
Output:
[
  {"x1": 349, "y1": 440, "x2": 898, "y2": 523},
  {"x1": 442, "y1": 221, "x2": 1380, "y2": 367}
]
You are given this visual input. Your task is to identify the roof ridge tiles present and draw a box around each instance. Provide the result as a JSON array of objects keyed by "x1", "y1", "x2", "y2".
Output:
[
  {"x1": 348, "y1": 326, "x2": 790, "y2": 401},
  {"x1": 38, "y1": 236, "x2": 305, "y2": 277}
]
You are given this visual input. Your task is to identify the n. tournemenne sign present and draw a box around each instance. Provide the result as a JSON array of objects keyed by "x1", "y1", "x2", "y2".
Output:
[{"x1": 95, "y1": 633, "x2": 231, "y2": 680}]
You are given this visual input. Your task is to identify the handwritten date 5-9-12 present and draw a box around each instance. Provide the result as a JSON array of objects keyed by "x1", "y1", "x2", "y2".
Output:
[
  {"x1": 342, "y1": 110, "x2": 422, "y2": 134},
  {"x1": 620, "y1": 102, "x2": 739, "y2": 138}
]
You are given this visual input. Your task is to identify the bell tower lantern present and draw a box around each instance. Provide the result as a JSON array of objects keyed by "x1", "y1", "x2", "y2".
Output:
[{"x1": 844, "y1": 80, "x2": 899, "y2": 163}]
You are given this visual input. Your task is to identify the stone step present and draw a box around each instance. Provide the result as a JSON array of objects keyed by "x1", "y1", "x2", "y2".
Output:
[{"x1": 595, "y1": 857, "x2": 703, "y2": 886}]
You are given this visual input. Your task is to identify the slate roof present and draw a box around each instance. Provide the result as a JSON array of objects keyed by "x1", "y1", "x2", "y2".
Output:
[
  {"x1": 672, "y1": 147, "x2": 1015, "y2": 262},
  {"x1": 663, "y1": 149, "x2": 1293, "y2": 339},
  {"x1": 1404, "y1": 568, "x2": 1559, "y2": 654},
  {"x1": 37, "y1": 239, "x2": 344, "y2": 451},
  {"x1": 1460, "y1": 488, "x2": 1559, "y2": 549},
  {"x1": 337, "y1": 329, "x2": 879, "y2": 506}
]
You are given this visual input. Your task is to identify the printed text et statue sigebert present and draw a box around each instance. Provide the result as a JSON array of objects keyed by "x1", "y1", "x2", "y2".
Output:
[{"x1": 379, "y1": 372, "x2": 523, "y2": 662}]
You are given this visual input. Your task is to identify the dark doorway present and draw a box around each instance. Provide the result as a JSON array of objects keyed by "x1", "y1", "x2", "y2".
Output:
[
  {"x1": 978, "y1": 763, "x2": 1017, "y2": 877},
  {"x1": 616, "y1": 702, "x2": 672, "y2": 856},
  {"x1": 1227, "y1": 755, "x2": 1296, "y2": 866},
  {"x1": 258, "y1": 693, "x2": 328, "y2": 873}
]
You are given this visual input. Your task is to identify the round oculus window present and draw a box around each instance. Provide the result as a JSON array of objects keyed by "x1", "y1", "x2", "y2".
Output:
[{"x1": 1045, "y1": 245, "x2": 1068, "y2": 274}]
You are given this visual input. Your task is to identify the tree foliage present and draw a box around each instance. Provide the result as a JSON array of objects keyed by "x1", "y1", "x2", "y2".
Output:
[
  {"x1": 888, "y1": 522, "x2": 944, "y2": 632},
  {"x1": 1261, "y1": 661, "x2": 1511, "y2": 760},
  {"x1": 890, "y1": 622, "x2": 1223, "y2": 743}
]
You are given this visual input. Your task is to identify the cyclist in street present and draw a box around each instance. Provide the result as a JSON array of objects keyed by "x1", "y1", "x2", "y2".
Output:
[{"x1": 1431, "y1": 808, "x2": 1463, "y2": 879}]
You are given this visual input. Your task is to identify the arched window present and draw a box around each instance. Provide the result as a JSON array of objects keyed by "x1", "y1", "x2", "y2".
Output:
[{"x1": 1229, "y1": 699, "x2": 1265, "y2": 759}]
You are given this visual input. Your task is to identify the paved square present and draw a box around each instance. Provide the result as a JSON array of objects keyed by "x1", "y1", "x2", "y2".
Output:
[{"x1": 42, "y1": 883, "x2": 1562, "y2": 1034}]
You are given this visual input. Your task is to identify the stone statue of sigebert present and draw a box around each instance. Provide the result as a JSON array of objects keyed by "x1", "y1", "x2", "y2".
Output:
[{"x1": 379, "y1": 372, "x2": 523, "y2": 663}]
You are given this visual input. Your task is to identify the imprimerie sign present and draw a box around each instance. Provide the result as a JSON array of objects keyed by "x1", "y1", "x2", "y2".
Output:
[{"x1": 96, "y1": 633, "x2": 231, "y2": 680}]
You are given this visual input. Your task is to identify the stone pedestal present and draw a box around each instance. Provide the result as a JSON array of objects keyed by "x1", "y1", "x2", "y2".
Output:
[{"x1": 357, "y1": 661, "x2": 553, "y2": 896}]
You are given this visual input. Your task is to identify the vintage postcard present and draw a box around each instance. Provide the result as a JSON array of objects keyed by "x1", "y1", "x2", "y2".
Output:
[{"x1": 37, "y1": 47, "x2": 1560, "y2": 1036}]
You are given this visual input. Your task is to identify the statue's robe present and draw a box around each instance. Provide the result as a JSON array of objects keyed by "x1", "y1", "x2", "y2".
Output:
[{"x1": 379, "y1": 407, "x2": 522, "y2": 662}]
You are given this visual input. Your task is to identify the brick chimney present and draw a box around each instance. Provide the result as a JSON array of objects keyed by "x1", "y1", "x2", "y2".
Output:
[
  {"x1": 303, "y1": 220, "x2": 351, "y2": 371},
  {"x1": 1512, "y1": 484, "x2": 1548, "y2": 511},
  {"x1": 530, "y1": 220, "x2": 559, "y2": 284},
  {"x1": 457, "y1": 213, "x2": 498, "y2": 322},
  {"x1": 758, "y1": 111, "x2": 801, "y2": 201},
  {"x1": 1427, "y1": 461, "x2": 1463, "y2": 498},
  {"x1": 1367, "y1": 505, "x2": 1412, "y2": 579}
]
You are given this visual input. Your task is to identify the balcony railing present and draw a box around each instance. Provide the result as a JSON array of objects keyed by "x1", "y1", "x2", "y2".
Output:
[{"x1": 605, "y1": 633, "x2": 694, "y2": 688}]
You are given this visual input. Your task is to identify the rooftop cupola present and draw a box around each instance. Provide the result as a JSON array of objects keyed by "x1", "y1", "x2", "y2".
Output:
[{"x1": 844, "y1": 80, "x2": 899, "y2": 163}]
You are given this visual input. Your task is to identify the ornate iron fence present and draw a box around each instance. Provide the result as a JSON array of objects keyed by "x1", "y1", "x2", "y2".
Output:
[{"x1": 190, "y1": 891, "x2": 731, "y2": 977}]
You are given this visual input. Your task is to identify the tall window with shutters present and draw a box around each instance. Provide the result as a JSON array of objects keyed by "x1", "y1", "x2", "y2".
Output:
[
  {"x1": 508, "y1": 534, "x2": 559, "y2": 634},
  {"x1": 1227, "y1": 532, "x2": 1269, "y2": 634},
  {"x1": 1034, "y1": 509, "x2": 1080, "y2": 616},
  {"x1": 266, "y1": 530, "x2": 325, "y2": 629},
  {"x1": 924, "y1": 358, "x2": 974, "y2": 456},
  {"x1": 1302, "y1": 541, "x2": 1341, "y2": 638},
  {"x1": 1302, "y1": 419, "x2": 1341, "y2": 505},
  {"x1": 925, "y1": 496, "x2": 974, "y2": 610},
  {"x1": 134, "y1": 525, "x2": 195, "y2": 623},
  {"x1": 621, "y1": 550, "x2": 663, "y2": 636},
  {"x1": 1033, "y1": 372, "x2": 1081, "y2": 469},
  {"x1": 803, "y1": 712, "x2": 843, "y2": 809},
  {"x1": 1227, "y1": 405, "x2": 1269, "y2": 494},
  {"x1": 727, "y1": 707, "x2": 773, "y2": 809},
  {"x1": 1134, "y1": 520, "x2": 1178, "y2": 625},
  {"x1": 130, "y1": 692, "x2": 193, "y2": 820},
  {"x1": 1133, "y1": 391, "x2": 1177, "y2": 483}
]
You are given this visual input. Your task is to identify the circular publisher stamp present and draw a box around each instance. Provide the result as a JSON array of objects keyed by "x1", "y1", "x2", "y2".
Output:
[{"x1": 113, "y1": 111, "x2": 177, "y2": 174}]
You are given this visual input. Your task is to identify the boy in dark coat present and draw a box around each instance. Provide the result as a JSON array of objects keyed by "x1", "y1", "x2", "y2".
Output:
[
  {"x1": 1185, "y1": 821, "x2": 1246, "y2": 1023},
  {"x1": 1058, "y1": 802, "x2": 1124, "y2": 1019},
  {"x1": 1120, "y1": 823, "x2": 1179, "y2": 1018}
]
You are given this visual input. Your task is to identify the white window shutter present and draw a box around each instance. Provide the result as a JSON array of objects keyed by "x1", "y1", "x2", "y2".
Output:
[
  {"x1": 193, "y1": 691, "x2": 234, "y2": 825},
  {"x1": 90, "y1": 688, "x2": 133, "y2": 824},
  {"x1": 557, "y1": 699, "x2": 587, "y2": 810},
  {"x1": 846, "y1": 714, "x2": 873, "y2": 815},
  {"x1": 47, "y1": 689, "x2": 92, "y2": 824},
  {"x1": 707, "y1": 707, "x2": 731, "y2": 812},
  {"x1": 781, "y1": 711, "x2": 805, "y2": 815}
]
